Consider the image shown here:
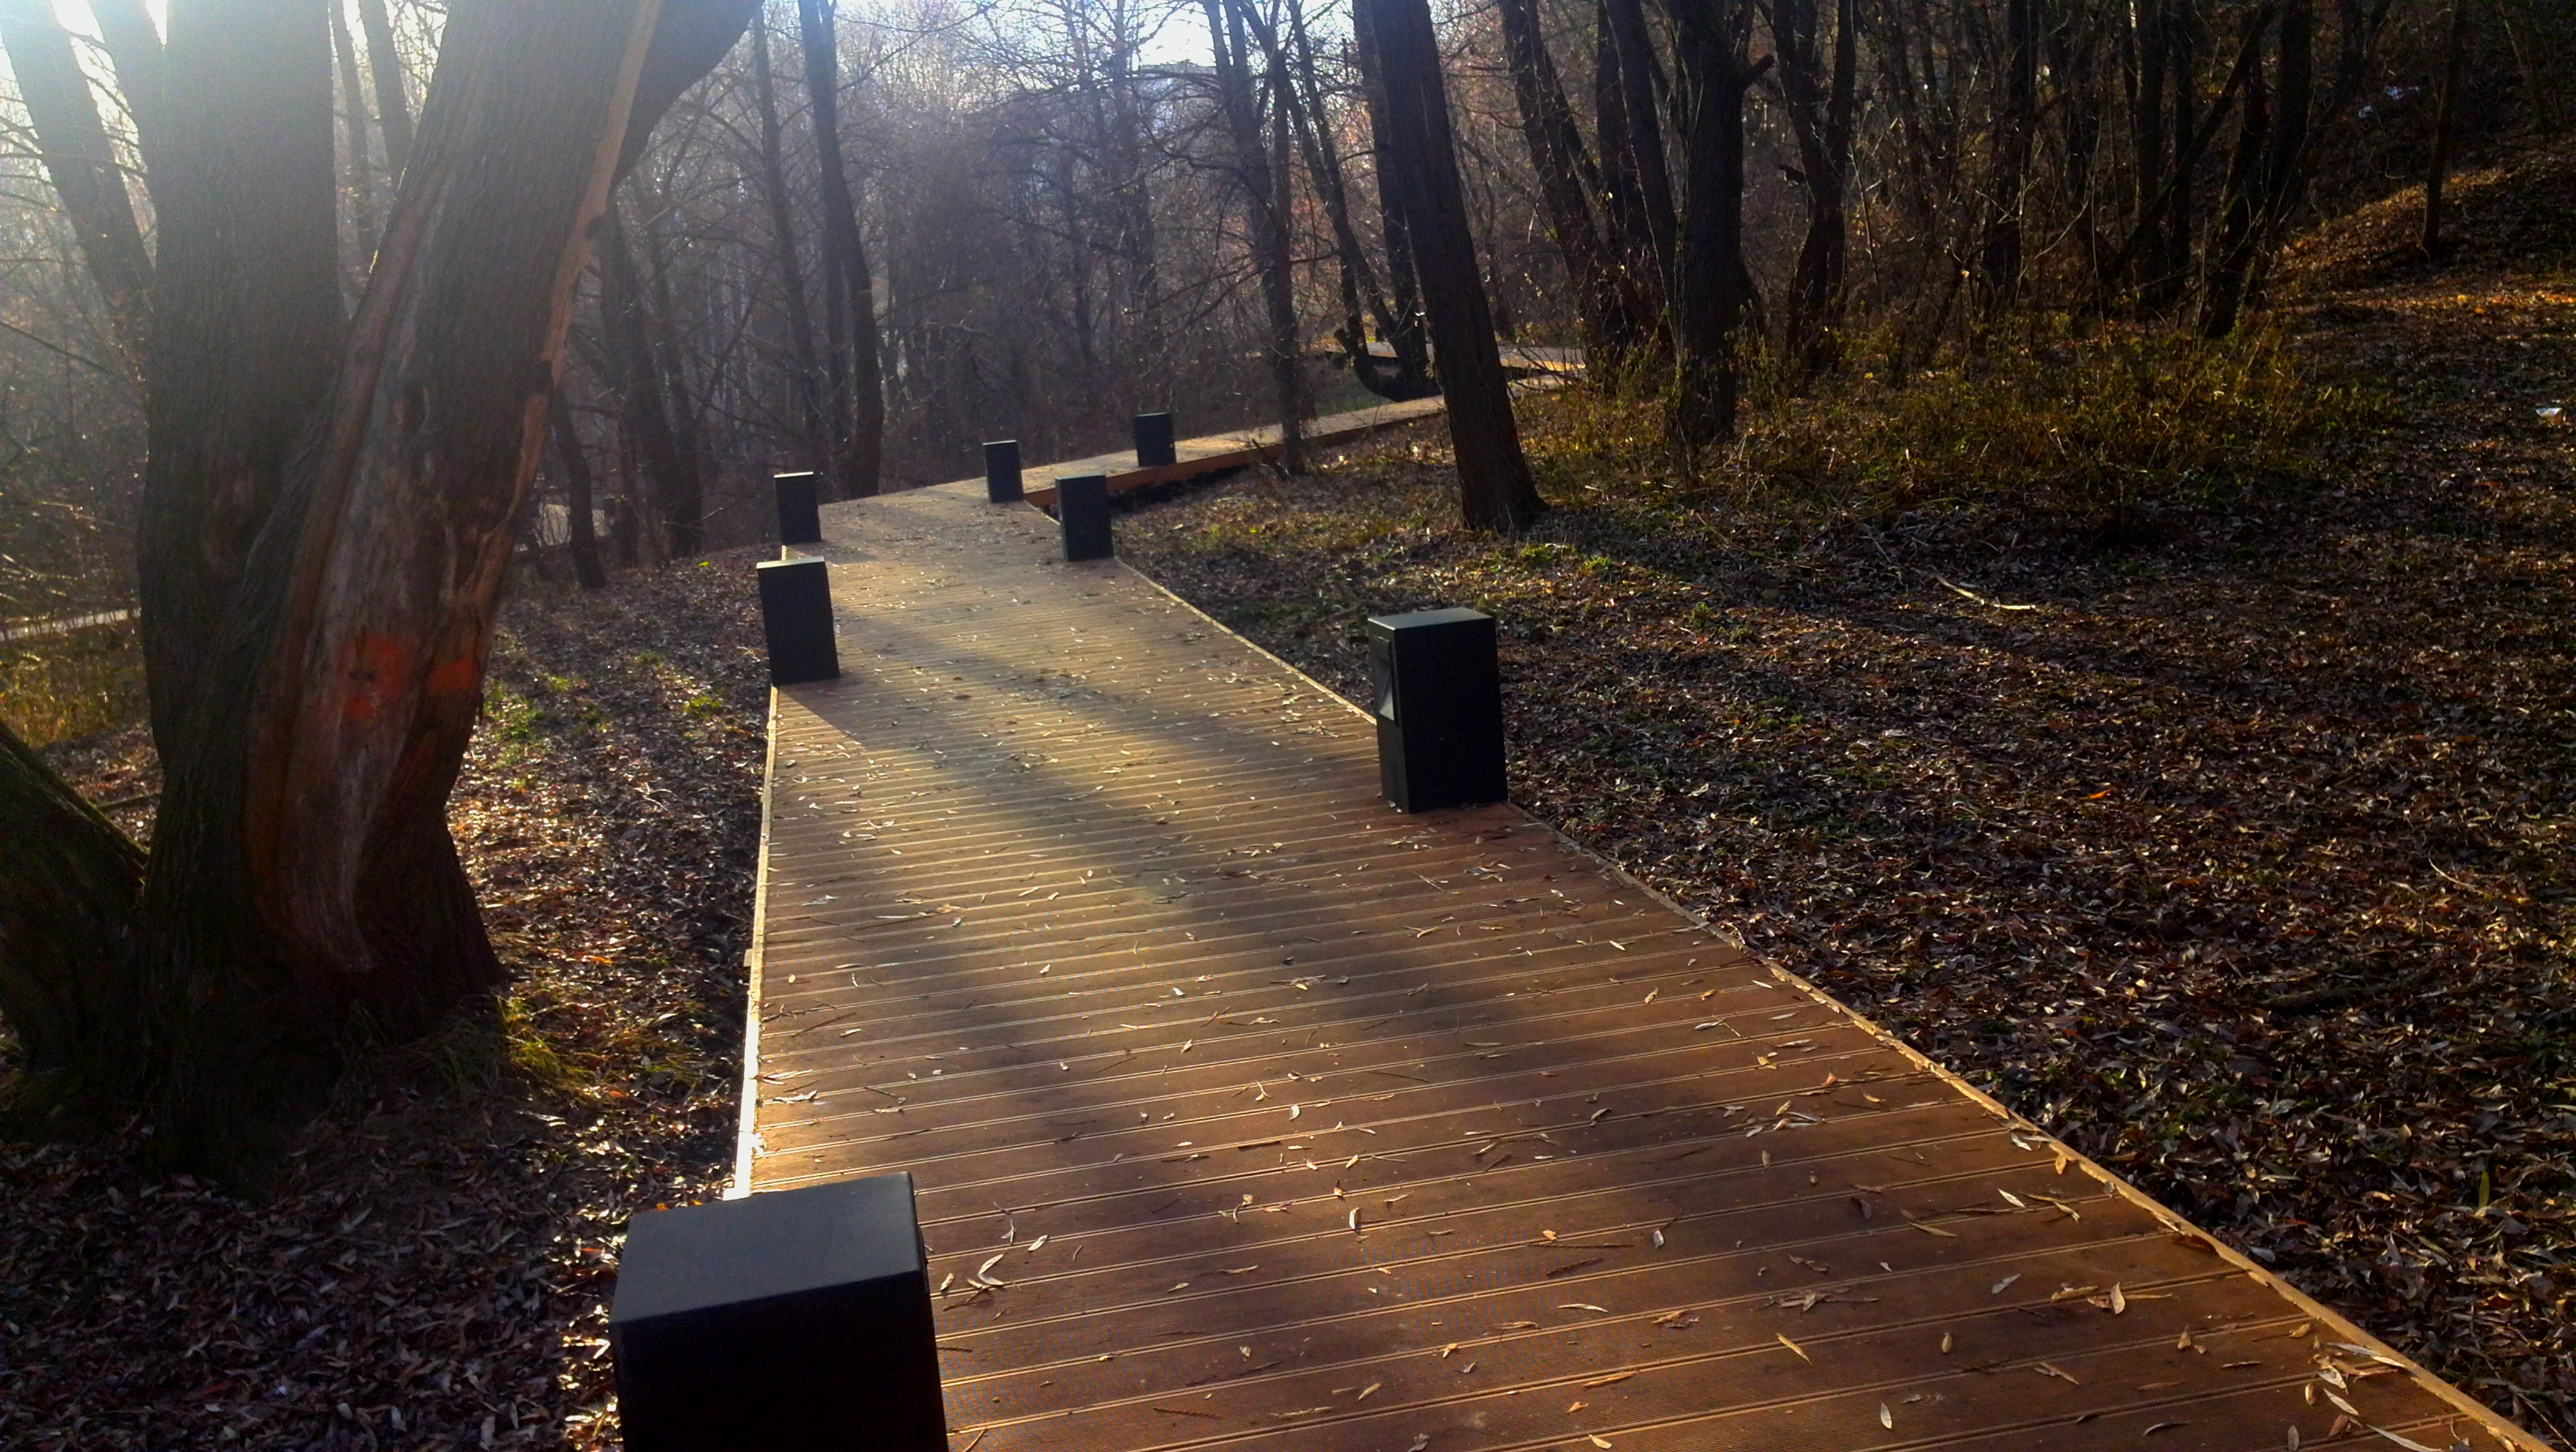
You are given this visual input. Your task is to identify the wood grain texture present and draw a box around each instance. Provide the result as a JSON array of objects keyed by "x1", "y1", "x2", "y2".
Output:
[{"x1": 739, "y1": 480, "x2": 2544, "y2": 1452}]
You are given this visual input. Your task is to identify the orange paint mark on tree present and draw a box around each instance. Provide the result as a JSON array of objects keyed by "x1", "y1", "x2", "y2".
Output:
[
  {"x1": 425, "y1": 653, "x2": 481, "y2": 698},
  {"x1": 341, "y1": 631, "x2": 414, "y2": 725}
]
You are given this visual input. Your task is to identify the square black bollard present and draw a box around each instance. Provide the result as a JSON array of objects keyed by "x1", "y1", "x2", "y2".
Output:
[
  {"x1": 610, "y1": 1173, "x2": 948, "y2": 1452},
  {"x1": 983, "y1": 440, "x2": 1023, "y2": 503},
  {"x1": 773, "y1": 470, "x2": 822, "y2": 547},
  {"x1": 1365, "y1": 608, "x2": 1507, "y2": 812},
  {"x1": 1132, "y1": 411, "x2": 1177, "y2": 468},
  {"x1": 755, "y1": 557, "x2": 839, "y2": 686},
  {"x1": 1057, "y1": 473, "x2": 1113, "y2": 561}
]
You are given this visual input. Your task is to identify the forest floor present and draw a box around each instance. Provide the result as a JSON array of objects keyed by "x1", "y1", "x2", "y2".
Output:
[
  {"x1": 1, "y1": 155, "x2": 2569, "y2": 1450},
  {"x1": 0, "y1": 556, "x2": 769, "y2": 1450},
  {"x1": 1118, "y1": 162, "x2": 2576, "y2": 1446}
]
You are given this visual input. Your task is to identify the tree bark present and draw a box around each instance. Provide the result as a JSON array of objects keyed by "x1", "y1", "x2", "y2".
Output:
[
  {"x1": 355, "y1": 0, "x2": 414, "y2": 178},
  {"x1": 1494, "y1": 0, "x2": 1628, "y2": 371},
  {"x1": 330, "y1": 0, "x2": 382, "y2": 267},
  {"x1": 550, "y1": 388, "x2": 609, "y2": 590},
  {"x1": 87, "y1": 0, "x2": 169, "y2": 178},
  {"x1": 1284, "y1": 0, "x2": 1400, "y2": 376},
  {"x1": 0, "y1": 719, "x2": 143, "y2": 1117},
  {"x1": 795, "y1": 0, "x2": 884, "y2": 497},
  {"x1": 1601, "y1": 0, "x2": 1679, "y2": 292},
  {"x1": 2420, "y1": 0, "x2": 2469, "y2": 254},
  {"x1": 0, "y1": 0, "x2": 157, "y2": 371},
  {"x1": 2200, "y1": 10, "x2": 2272, "y2": 336},
  {"x1": 601, "y1": 204, "x2": 702, "y2": 559},
  {"x1": 1208, "y1": 0, "x2": 1306, "y2": 470},
  {"x1": 1976, "y1": 0, "x2": 2039, "y2": 316},
  {"x1": 1773, "y1": 0, "x2": 1857, "y2": 376},
  {"x1": 0, "y1": 0, "x2": 754, "y2": 1183},
  {"x1": 750, "y1": 13, "x2": 832, "y2": 481},
  {"x1": 1667, "y1": 0, "x2": 1769, "y2": 447},
  {"x1": 1349, "y1": 0, "x2": 1436, "y2": 401},
  {"x1": 1361, "y1": 0, "x2": 1544, "y2": 531},
  {"x1": 136, "y1": 0, "x2": 346, "y2": 758}
]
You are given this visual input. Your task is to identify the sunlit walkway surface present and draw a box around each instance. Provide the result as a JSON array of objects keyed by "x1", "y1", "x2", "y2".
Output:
[{"x1": 734, "y1": 453, "x2": 2538, "y2": 1452}]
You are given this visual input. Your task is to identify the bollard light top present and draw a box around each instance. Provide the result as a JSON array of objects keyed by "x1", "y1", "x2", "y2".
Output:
[
  {"x1": 610, "y1": 1173, "x2": 923, "y2": 1324},
  {"x1": 1366, "y1": 606, "x2": 1492, "y2": 637}
]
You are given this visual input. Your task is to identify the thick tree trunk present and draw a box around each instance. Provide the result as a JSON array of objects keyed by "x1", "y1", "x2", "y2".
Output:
[
  {"x1": 0, "y1": 0, "x2": 754, "y2": 1183},
  {"x1": 136, "y1": 0, "x2": 346, "y2": 759},
  {"x1": 0, "y1": 720, "x2": 143, "y2": 1117},
  {"x1": 796, "y1": 0, "x2": 885, "y2": 497},
  {"x1": 750, "y1": 14, "x2": 832, "y2": 481},
  {"x1": 550, "y1": 389, "x2": 609, "y2": 590},
  {"x1": 1494, "y1": 0, "x2": 1628, "y2": 371},
  {"x1": 1209, "y1": 0, "x2": 1306, "y2": 470},
  {"x1": 0, "y1": 1, "x2": 157, "y2": 371},
  {"x1": 1668, "y1": 0, "x2": 1769, "y2": 447},
  {"x1": 356, "y1": 0, "x2": 414, "y2": 178},
  {"x1": 1350, "y1": 0, "x2": 1436, "y2": 401},
  {"x1": 1361, "y1": 0, "x2": 1544, "y2": 532}
]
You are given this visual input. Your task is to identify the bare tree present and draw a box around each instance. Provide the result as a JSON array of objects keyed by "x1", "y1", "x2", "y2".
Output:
[
  {"x1": 1361, "y1": 0, "x2": 1544, "y2": 530},
  {"x1": 0, "y1": 0, "x2": 756, "y2": 1183},
  {"x1": 796, "y1": 0, "x2": 886, "y2": 496}
]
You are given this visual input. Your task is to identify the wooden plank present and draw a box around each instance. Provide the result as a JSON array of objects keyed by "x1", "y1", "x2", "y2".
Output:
[
  {"x1": 734, "y1": 481, "x2": 2544, "y2": 1452},
  {"x1": 1019, "y1": 395, "x2": 1450, "y2": 509}
]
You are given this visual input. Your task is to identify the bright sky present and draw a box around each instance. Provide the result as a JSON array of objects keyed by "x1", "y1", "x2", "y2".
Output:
[{"x1": 51, "y1": 2, "x2": 162, "y2": 41}]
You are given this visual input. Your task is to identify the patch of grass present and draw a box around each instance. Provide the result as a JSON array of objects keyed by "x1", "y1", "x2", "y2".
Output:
[
  {"x1": 0, "y1": 623, "x2": 146, "y2": 747},
  {"x1": 1527, "y1": 323, "x2": 2392, "y2": 541}
]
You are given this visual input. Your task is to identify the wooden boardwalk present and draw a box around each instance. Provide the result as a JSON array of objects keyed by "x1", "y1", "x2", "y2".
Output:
[
  {"x1": 1014, "y1": 347, "x2": 1577, "y2": 507},
  {"x1": 732, "y1": 462, "x2": 2541, "y2": 1452}
]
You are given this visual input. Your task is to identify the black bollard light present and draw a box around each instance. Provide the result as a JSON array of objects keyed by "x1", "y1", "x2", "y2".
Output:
[
  {"x1": 983, "y1": 440, "x2": 1023, "y2": 503},
  {"x1": 1057, "y1": 473, "x2": 1113, "y2": 562},
  {"x1": 755, "y1": 557, "x2": 839, "y2": 686},
  {"x1": 773, "y1": 471, "x2": 822, "y2": 547},
  {"x1": 1132, "y1": 411, "x2": 1177, "y2": 468},
  {"x1": 1365, "y1": 607, "x2": 1507, "y2": 812},
  {"x1": 610, "y1": 1173, "x2": 949, "y2": 1452}
]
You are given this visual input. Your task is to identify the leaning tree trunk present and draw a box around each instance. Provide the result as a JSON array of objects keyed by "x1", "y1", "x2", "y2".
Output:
[
  {"x1": 0, "y1": 1, "x2": 157, "y2": 370},
  {"x1": 0, "y1": 720, "x2": 144, "y2": 1123},
  {"x1": 1494, "y1": 0, "x2": 1629, "y2": 372},
  {"x1": 1361, "y1": 0, "x2": 1545, "y2": 532},
  {"x1": 0, "y1": 0, "x2": 758, "y2": 1184},
  {"x1": 357, "y1": 0, "x2": 415, "y2": 178}
]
